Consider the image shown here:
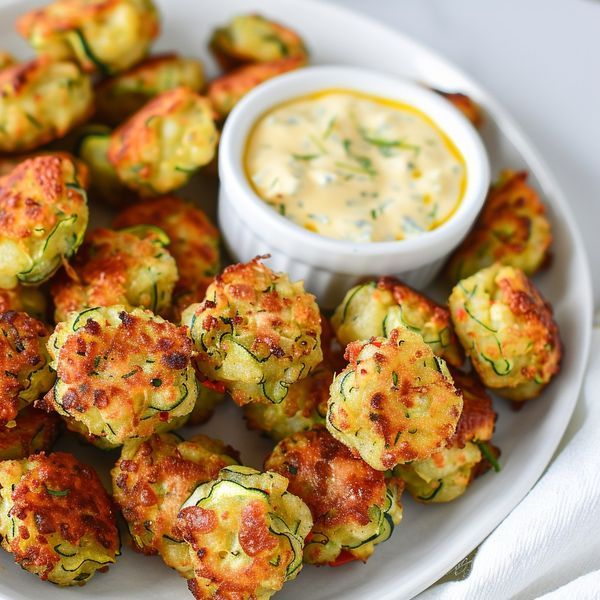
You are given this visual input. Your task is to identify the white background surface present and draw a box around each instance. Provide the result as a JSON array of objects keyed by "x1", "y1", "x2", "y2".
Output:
[{"x1": 327, "y1": 0, "x2": 600, "y2": 308}]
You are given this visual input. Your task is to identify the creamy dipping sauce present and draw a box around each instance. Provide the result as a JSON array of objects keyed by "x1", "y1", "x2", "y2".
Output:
[{"x1": 244, "y1": 88, "x2": 466, "y2": 243}]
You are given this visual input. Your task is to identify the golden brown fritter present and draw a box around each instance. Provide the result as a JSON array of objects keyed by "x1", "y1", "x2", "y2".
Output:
[
  {"x1": 112, "y1": 432, "x2": 239, "y2": 565},
  {"x1": 113, "y1": 196, "x2": 220, "y2": 321},
  {"x1": 0, "y1": 451, "x2": 120, "y2": 585},
  {"x1": 265, "y1": 426, "x2": 404, "y2": 565},
  {"x1": 51, "y1": 226, "x2": 178, "y2": 323},
  {"x1": 96, "y1": 53, "x2": 205, "y2": 125},
  {"x1": 327, "y1": 328, "x2": 462, "y2": 471},
  {"x1": 108, "y1": 87, "x2": 219, "y2": 195},
  {"x1": 0, "y1": 51, "x2": 17, "y2": 70},
  {"x1": 42, "y1": 305, "x2": 197, "y2": 445},
  {"x1": 0, "y1": 311, "x2": 55, "y2": 427},
  {"x1": 434, "y1": 89, "x2": 483, "y2": 129},
  {"x1": 0, "y1": 58, "x2": 93, "y2": 153},
  {"x1": 0, "y1": 154, "x2": 89, "y2": 288},
  {"x1": 208, "y1": 56, "x2": 306, "y2": 119},
  {"x1": 209, "y1": 14, "x2": 308, "y2": 71},
  {"x1": 449, "y1": 264, "x2": 561, "y2": 401},
  {"x1": 0, "y1": 285, "x2": 47, "y2": 320},
  {"x1": 332, "y1": 277, "x2": 464, "y2": 368},
  {"x1": 447, "y1": 171, "x2": 552, "y2": 281},
  {"x1": 0, "y1": 407, "x2": 60, "y2": 460},
  {"x1": 182, "y1": 257, "x2": 322, "y2": 406},
  {"x1": 17, "y1": 0, "x2": 160, "y2": 75},
  {"x1": 174, "y1": 466, "x2": 312, "y2": 600}
]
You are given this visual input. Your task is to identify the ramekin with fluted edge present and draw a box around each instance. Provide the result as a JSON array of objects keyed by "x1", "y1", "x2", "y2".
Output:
[{"x1": 218, "y1": 65, "x2": 490, "y2": 308}]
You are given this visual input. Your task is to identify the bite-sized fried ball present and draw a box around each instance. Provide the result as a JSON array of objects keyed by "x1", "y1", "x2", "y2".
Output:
[
  {"x1": 0, "y1": 451, "x2": 120, "y2": 585},
  {"x1": 449, "y1": 263, "x2": 561, "y2": 401},
  {"x1": 0, "y1": 154, "x2": 89, "y2": 288},
  {"x1": 17, "y1": 0, "x2": 160, "y2": 75},
  {"x1": 96, "y1": 53, "x2": 205, "y2": 125},
  {"x1": 395, "y1": 367, "x2": 498, "y2": 503},
  {"x1": 0, "y1": 285, "x2": 47, "y2": 320},
  {"x1": 447, "y1": 170, "x2": 553, "y2": 282},
  {"x1": 210, "y1": 14, "x2": 308, "y2": 70},
  {"x1": 332, "y1": 278, "x2": 464, "y2": 368},
  {"x1": 113, "y1": 196, "x2": 220, "y2": 321},
  {"x1": 108, "y1": 87, "x2": 219, "y2": 195},
  {"x1": 0, "y1": 58, "x2": 93, "y2": 153},
  {"x1": 434, "y1": 89, "x2": 483, "y2": 129},
  {"x1": 327, "y1": 328, "x2": 462, "y2": 471},
  {"x1": 175, "y1": 465, "x2": 312, "y2": 600},
  {"x1": 0, "y1": 407, "x2": 60, "y2": 460},
  {"x1": 182, "y1": 258, "x2": 322, "y2": 406},
  {"x1": 208, "y1": 56, "x2": 306, "y2": 119},
  {"x1": 0, "y1": 51, "x2": 17, "y2": 70},
  {"x1": 0, "y1": 311, "x2": 54, "y2": 427},
  {"x1": 51, "y1": 226, "x2": 178, "y2": 323},
  {"x1": 265, "y1": 426, "x2": 404, "y2": 565},
  {"x1": 112, "y1": 432, "x2": 238, "y2": 564},
  {"x1": 41, "y1": 305, "x2": 197, "y2": 445}
]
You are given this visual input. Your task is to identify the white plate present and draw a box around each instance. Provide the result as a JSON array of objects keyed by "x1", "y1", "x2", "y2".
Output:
[{"x1": 0, "y1": 1, "x2": 593, "y2": 599}]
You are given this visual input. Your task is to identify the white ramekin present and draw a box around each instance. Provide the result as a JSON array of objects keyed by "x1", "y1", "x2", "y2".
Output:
[{"x1": 218, "y1": 65, "x2": 490, "y2": 308}]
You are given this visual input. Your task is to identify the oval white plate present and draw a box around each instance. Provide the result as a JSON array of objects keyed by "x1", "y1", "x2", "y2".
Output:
[{"x1": 0, "y1": 1, "x2": 593, "y2": 599}]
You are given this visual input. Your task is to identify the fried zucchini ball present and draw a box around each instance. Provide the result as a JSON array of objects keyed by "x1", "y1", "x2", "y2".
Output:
[
  {"x1": 112, "y1": 432, "x2": 238, "y2": 563},
  {"x1": 175, "y1": 465, "x2": 312, "y2": 600},
  {"x1": 434, "y1": 89, "x2": 483, "y2": 129},
  {"x1": 113, "y1": 196, "x2": 220, "y2": 321},
  {"x1": 447, "y1": 170, "x2": 553, "y2": 282},
  {"x1": 17, "y1": 0, "x2": 160, "y2": 75},
  {"x1": 0, "y1": 407, "x2": 60, "y2": 460},
  {"x1": 208, "y1": 56, "x2": 306, "y2": 119},
  {"x1": 182, "y1": 258, "x2": 322, "y2": 406},
  {"x1": 108, "y1": 87, "x2": 218, "y2": 195},
  {"x1": 0, "y1": 311, "x2": 54, "y2": 427},
  {"x1": 96, "y1": 53, "x2": 205, "y2": 125},
  {"x1": 0, "y1": 154, "x2": 89, "y2": 288},
  {"x1": 187, "y1": 380, "x2": 225, "y2": 426},
  {"x1": 332, "y1": 277, "x2": 464, "y2": 368},
  {"x1": 395, "y1": 368, "x2": 498, "y2": 503},
  {"x1": 0, "y1": 285, "x2": 47, "y2": 320},
  {"x1": 51, "y1": 226, "x2": 178, "y2": 323},
  {"x1": 449, "y1": 264, "x2": 561, "y2": 401},
  {"x1": 210, "y1": 14, "x2": 308, "y2": 70},
  {"x1": 265, "y1": 426, "x2": 404, "y2": 565},
  {"x1": 0, "y1": 451, "x2": 119, "y2": 585},
  {"x1": 0, "y1": 51, "x2": 17, "y2": 70},
  {"x1": 0, "y1": 58, "x2": 93, "y2": 153},
  {"x1": 327, "y1": 328, "x2": 462, "y2": 471},
  {"x1": 42, "y1": 305, "x2": 197, "y2": 445}
]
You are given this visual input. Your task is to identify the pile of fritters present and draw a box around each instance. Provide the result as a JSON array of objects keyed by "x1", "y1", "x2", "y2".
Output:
[{"x1": 0, "y1": 1, "x2": 560, "y2": 599}]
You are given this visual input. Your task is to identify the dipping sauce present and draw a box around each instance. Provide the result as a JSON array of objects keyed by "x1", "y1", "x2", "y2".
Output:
[{"x1": 244, "y1": 88, "x2": 466, "y2": 243}]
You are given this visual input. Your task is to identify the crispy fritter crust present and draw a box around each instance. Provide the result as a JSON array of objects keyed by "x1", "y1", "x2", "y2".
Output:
[
  {"x1": 42, "y1": 305, "x2": 197, "y2": 444},
  {"x1": 51, "y1": 226, "x2": 177, "y2": 323},
  {"x1": 434, "y1": 89, "x2": 483, "y2": 128},
  {"x1": 332, "y1": 277, "x2": 464, "y2": 368},
  {"x1": 447, "y1": 171, "x2": 552, "y2": 281},
  {"x1": 108, "y1": 87, "x2": 218, "y2": 195},
  {"x1": 97, "y1": 53, "x2": 205, "y2": 124},
  {"x1": 17, "y1": 0, "x2": 160, "y2": 74},
  {"x1": 0, "y1": 285, "x2": 47, "y2": 320},
  {"x1": 0, "y1": 154, "x2": 89, "y2": 288},
  {"x1": 182, "y1": 257, "x2": 322, "y2": 406},
  {"x1": 0, "y1": 58, "x2": 93, "y2": 153},
  {"x1": 175, "y1": 466, "x2": 312, "y2": 600},
  {"x1": 0, "y1": 51, "x2": 17, "y2": 70},
  {"x1": 208, "y1": 56, "x2": 306, "y2": 118},
  {"x1": 265, "y1": 426, "x2": 404, "y2": 564},
  {"x1": 0, "y1": 451, "x2": 119, "y2": 585},
  {"x1": 112, "y1": 432, "x2": 238, "y2": 560},
  {"x1": 0, "y1": 311, "x2": 54, "y2": 427},
  {"x1": 209, "y1": 14, "x2": 308, "y2": 71},
  {"x1": 449, "y1": 264, "x2": 561, "y2": 400},
  {"x1": 113, "y1": 196, "x2": 220, "y2": 320},
  {"x1": 327, "y1": 328, "x2": 462, "y2": 471},
  {"x1": 0, "y1": 407, "x2": 60, "y2": 460}
]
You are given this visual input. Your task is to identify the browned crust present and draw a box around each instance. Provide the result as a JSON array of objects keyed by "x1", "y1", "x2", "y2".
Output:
[
  {"x1": 434, "y1": 89, "x2": 483, "y2": 128},
  {"x1": 0, "y1": 407, "x2": 61, "y2": 459}
]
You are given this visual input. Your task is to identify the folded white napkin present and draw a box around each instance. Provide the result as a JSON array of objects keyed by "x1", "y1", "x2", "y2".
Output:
[{"x1": 419, "y1": 321, "x2": 600, "y2": 600}]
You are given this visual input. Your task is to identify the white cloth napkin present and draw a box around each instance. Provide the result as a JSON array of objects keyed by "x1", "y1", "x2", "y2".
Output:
[{"x1": 418, "y1": 319, "x2": 600, "y2": 600}]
